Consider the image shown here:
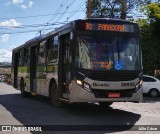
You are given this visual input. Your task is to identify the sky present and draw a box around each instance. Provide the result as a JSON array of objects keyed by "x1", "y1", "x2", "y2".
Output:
[{"x1": 0, "y1": 0, "x2": 86, "y2": 62}]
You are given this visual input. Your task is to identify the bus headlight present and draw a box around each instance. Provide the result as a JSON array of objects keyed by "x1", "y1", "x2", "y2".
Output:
[
  {"x1": 76, "y1": 80, "x2": 91, "y2": 92},
  {"x1": 140, "y1": 80, "x2": 143, "y2": 85},
  {"x1": 135, "y1": 80, "x2": 143, "y2": 92},
  {"x1": 76, "y1": 80, "x2": 83, "y2": 86}
]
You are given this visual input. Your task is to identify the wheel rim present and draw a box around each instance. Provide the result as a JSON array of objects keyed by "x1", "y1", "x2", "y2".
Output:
[
  {"x1": 150, "y1": 89, "x2": 158, "y2": 97},
  {"x1": 52, "y1": 88, "x2": 59, "y2": 102}
]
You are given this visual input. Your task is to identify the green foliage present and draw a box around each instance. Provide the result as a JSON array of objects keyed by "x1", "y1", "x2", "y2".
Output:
[
  {"x1": 137, "y1": 3, "x2": 160, "y2": 75},
  {"x1": 142, "y1": 3, "x2": 160, "y2": 36},
  {"x1": 86, "y1": 0, "x2": 149, "y2": 19},
  {"x1": 147, "y1": 3, "x2": 160, "y2": 21},
  {"x1": 89, "y1": 0, "x2": 122, "y2": 18}
]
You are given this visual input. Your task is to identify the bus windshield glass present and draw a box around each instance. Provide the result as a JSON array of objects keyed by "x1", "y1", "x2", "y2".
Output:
[{"x1": 75, "y1": 35, "x2": 141, "y2": 70}]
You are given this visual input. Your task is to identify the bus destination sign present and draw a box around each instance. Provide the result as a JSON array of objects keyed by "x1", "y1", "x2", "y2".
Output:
[{"x1": 85, "y1": 22, "x2": 125, "y2": 32}]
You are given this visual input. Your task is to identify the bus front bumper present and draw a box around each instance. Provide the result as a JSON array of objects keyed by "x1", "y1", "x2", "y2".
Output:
[{"x1": 69, "y1": 81, "x2": 143, "y2": 103}]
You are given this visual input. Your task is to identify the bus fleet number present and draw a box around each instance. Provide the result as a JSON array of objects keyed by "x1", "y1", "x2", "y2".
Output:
[{"x1": 121, "y1": 82, "x2": 135, "y2": 87}]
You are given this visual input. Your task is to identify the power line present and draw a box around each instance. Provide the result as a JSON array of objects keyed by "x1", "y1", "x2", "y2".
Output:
[
  {"x1": 0, "y1": 0, "x2": 86, "y2": 35},
  {"x1": 0, "y1": 9, "x2": 85, "y2": 33},
  {"x1": 0, "y1": 21, "x2": 71, "y2": 29},
  {"x1": 43, "y1": 0, "x2": 77, "y2": 33},
  {"x1": 0, "y1": 10, "x2": 84, "y2": 20},
  {"x1": 67, "y1": 1, "x2": 85, "y2": 21},
  {"x1": 0, "y1": 28, "x2": 53, "y2": 34},
  {"x1": 46, "y1": 0, "x2": 69, "y2": 23},
  {"x1": 44, "y1": 1, "x2": 86, "y2": 33},
  {"x1": 36, "y1": 0, "x2": 69, "y2": 36},
  {"x1": 0, "y1": 13, "x2": 55, "y2": 20},
  {"x1": 0, "y1": 0, "x2": 68, "y2": 21},
  {"x1": 0, "y1": 21, "x2": 70, "y2": 35},
  {"x1": 54, "y1": 0, "x2": 76, "y2": 22},
  {"x1": 0, "y1": 23, "x2": 52, "y2": 29}
]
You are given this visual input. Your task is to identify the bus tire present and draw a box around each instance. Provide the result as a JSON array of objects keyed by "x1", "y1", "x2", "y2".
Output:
[
  {"x1": 50, "y1": 83, "x2": 63, "y2": 107},
  {"x1": 20, "y1": 79, "x2": 27, "y2": 97},
  {"x1": 99, "y1": 102, "x2": 113, "y2": 108}
]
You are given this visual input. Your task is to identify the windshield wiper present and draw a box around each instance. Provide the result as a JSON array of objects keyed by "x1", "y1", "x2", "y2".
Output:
[{"x1": 117, "y1": 41, "x2": 120, "y2": 63}]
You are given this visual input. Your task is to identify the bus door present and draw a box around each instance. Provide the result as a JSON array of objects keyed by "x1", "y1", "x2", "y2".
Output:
[
  {"x1": 30, "y1": 46, "x2": 37, "y2": 92},
  {"x1": 59, "y1": 33, "x2": 72, "y2": 97},
  {"x1": 13, "y1": 52, "x2": 19, "y2": 88}
]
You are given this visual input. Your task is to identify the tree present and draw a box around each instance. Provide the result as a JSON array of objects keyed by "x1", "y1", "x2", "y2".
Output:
[
  {"x1": 86, "y1": 0, "x2": 150, "y2": 19},
  {"x1": 144, "y1": 3, "x2": 160, "y2": 35},
  {"x1": 89, "y1": 0, "x2": 122, "y2": 18},
  {"x1": 137, "y1": 3, "x2": 160, "y2": 75}
]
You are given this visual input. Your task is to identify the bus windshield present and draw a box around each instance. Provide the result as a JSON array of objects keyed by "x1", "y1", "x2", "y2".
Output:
[{"x1": 75, "y1": 35, "x2": 141, "y2": 70}]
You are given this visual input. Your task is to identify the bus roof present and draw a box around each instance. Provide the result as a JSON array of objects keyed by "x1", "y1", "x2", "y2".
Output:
[{"x1": 12, "y1": 18, "x2": 138, "y2": 52}]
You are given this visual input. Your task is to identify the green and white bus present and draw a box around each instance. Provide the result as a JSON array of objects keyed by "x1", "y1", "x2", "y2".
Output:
[{"x1": 12, "y1": 19, "x2": 143, "y2": 107}]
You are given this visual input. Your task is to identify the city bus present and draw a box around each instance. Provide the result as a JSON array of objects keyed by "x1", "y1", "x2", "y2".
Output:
[{"x1": 12, "y1": 18, "x2": 143, "y2": 107}]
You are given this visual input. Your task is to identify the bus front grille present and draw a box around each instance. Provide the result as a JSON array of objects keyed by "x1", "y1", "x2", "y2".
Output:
[
  {"x1": 92, "y1": 89, "x2": 135, "y2": 98},
  {"x1": 87, "y1": 71, "x2": 139, "y2": 81}
]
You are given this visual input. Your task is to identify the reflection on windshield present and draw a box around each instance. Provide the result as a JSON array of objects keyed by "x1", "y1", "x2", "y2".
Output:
[{"x1": 75, "y1": 35, "x2": 141, "y2": 70}]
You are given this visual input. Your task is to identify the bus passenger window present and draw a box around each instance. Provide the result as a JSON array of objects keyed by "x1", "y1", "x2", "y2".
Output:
[
  {"x1": 47, "y1": 36, "x2": 58, "y2": 63},
  {"x1": 54, "y1": 35, "x2": 58, "y2": 48},
  {"x1": 38, "y1": 41, "x2": 46, "y2": 64},
  {"x1": 19, "y1": 50, "x2": 24, "y2": 65},
  {"x1": 24, "y1": 48, "x2": 30, "y2": 65}
]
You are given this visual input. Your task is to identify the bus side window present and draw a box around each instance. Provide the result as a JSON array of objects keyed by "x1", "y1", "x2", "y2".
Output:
[
  {"x1": 24, "y1": 48, "x2": 30, "y2": 65},
  {"x1": 47, "y1": 35, "x2": 58, "y2": 63},
  {"x1": 19, "y1": 49, "x2": 24, "y2": 66},
  {"x1": 38, "y1": 40, "x2": 46, "y2": 64}
]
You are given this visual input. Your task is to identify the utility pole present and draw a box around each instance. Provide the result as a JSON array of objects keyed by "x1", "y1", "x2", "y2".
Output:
[
  {"x1": 87, "y1": 0, "x2": 92, "y2": 18},
  {"x1": 117, "y1": 0, "x2": 127, "y2": 19},
  {"x1": 121, "y1": 0, "x2": 126, "y2": 19}
]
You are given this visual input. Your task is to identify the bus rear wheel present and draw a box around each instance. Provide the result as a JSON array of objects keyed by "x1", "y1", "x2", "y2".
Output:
[
  {"x1": 50, "y1": 84, "x2": 63, "y2": 107},
  {"x1": 20, "y1": 79, "x2": 27, "y2": 97},
  {"x1": 99, "y1": 102, "x2": 113, "y2": 108}
]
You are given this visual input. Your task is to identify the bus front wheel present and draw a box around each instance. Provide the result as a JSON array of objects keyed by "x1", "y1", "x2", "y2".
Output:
[{"x1": 50, "y1": 84, "x2": 63, "y2": 107}]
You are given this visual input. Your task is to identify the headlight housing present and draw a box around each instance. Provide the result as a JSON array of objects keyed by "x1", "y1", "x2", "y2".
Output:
[
  {"x1": 76, "y1": 80, "x2": 83, "y2": 86},
  {"x1": 135, "y1": 80, "x2": 143, "y2": 92},
  {"x1": 83, "y1": 82, "x2": 90, "y2": 91},
  {"x1": 76, "y1": 80, "x2": 91, "y2": 92}
]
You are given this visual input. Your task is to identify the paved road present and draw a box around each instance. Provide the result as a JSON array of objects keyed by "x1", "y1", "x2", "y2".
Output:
[{"x1": 0, "y1": 82, "x2": 160, "y2": 134}]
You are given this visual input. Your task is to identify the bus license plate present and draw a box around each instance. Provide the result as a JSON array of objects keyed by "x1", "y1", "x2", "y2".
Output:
[{"x1": 108, "y1": 93, "x2": 120, "y2": 98}]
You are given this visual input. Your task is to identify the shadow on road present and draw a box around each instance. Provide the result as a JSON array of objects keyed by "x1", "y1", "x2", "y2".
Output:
[
  {"x1": 142, "y1": 95, "x2": 160, "y2": 103},
  {"x1": 0, "y1": 93, "x2": 141, "y2": 133}
]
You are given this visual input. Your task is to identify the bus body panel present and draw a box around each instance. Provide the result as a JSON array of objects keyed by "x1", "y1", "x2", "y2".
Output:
[
  {"x1": 11, "y1": 19, "x2": 143, "y2": 104},
  {"x1": 17, "y1": 64, "x2": 59, "y2": 97}
]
